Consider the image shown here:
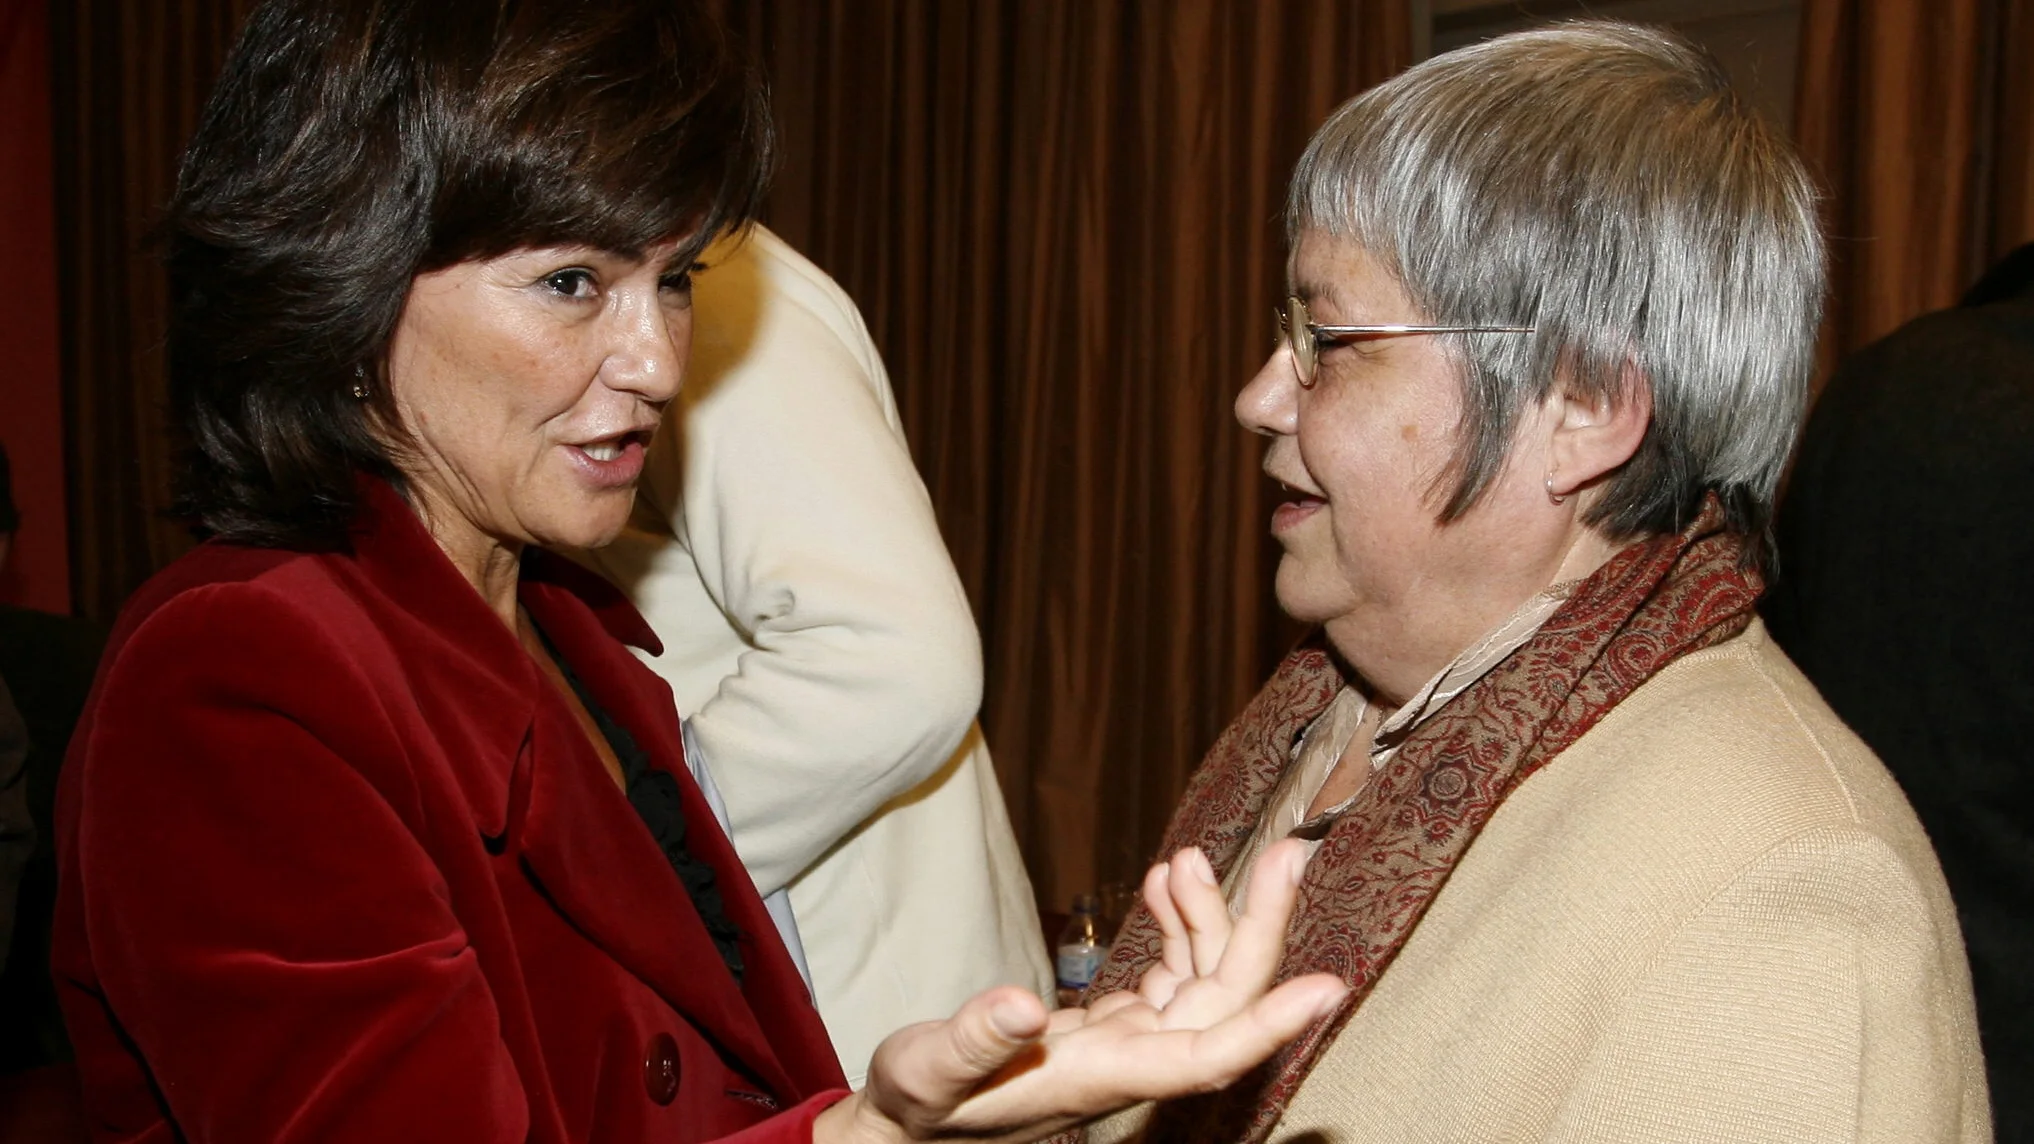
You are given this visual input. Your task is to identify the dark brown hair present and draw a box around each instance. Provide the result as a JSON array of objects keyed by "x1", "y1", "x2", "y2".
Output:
[{"x1": 168, "y1": 0, "x2": 774, "y2": 548}]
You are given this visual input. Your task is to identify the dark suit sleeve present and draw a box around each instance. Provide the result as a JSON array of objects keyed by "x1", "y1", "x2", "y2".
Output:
[{"x1": 64, "y1": 583, "x2": 530, "y2": 1143}]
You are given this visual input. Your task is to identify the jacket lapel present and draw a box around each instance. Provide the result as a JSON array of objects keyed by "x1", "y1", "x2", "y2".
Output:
[
  {"x1": 346, "y1": 484, "x2": 841, "y2": 1099},
  {"x1": 517, "y1": 557, "x2": 842, "y2": 1099},
  {"x1": 347, "y1": 480, "x2": 536, "y2": 839}
]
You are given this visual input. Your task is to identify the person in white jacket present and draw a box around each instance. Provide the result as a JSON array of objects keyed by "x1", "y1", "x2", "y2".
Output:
[{"x1": 582, "y1": 225, "x2": 1053, "y2": 1085}]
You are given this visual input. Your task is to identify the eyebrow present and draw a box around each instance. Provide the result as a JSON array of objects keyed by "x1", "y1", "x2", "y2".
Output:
[
  {"x1": 656, "y1": 247, "x2": 712, "y2": 275},
  {"x1": 530, "y1": 242, "x2": 697, "y2": 270},
  {"x1": 1292, "y1": 277, "x2": 1357, "y2": 320},
  {"x1": 567, "y1": 247, "x2": 705, "y2": 279}
]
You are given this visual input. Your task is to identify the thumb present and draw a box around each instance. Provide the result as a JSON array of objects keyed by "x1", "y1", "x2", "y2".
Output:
[
  {"x1": 867, "y1": 986, "x2": 1050, "y2": 1132},
  {"x1": 951, "y1": 985, "x2": 1049, "y2": 1074},
  {"x1": 937, "y1": 986, "x2": 1050, "y2": 1082}
]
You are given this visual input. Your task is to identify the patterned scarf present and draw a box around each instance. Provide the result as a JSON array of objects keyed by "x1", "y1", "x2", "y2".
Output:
[{"x1": 1083, "y1": 499, "x2": 1762, "y2": 1144}]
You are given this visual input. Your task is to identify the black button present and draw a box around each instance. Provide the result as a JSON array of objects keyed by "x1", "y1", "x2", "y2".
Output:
[{"x1": 643, "y1": 1032, "x2": 680, "y2": 1105}]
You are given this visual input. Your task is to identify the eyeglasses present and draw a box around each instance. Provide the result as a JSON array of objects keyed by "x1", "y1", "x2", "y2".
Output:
[{"x1": 1276, "y1": 295, "x2": 1534, "y2": 388}]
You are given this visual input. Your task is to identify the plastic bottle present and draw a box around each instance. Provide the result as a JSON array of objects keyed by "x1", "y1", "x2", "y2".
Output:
[{"x1": 1055, "y1": 893, "x2": 1103, "y2": 1007}]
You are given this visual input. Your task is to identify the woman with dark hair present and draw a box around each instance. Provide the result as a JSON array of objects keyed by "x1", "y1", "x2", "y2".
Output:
[{"x1": 50, "y1": 3, "x2": 1344, "y2": 1142}]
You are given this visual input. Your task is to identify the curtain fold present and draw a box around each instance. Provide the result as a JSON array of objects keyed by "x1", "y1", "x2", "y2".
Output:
[
  {"x1": 721, "y1": 0, "x2": 1412, "y2": 904},
  {"x1": 0, "y1": 0, "x2": 68, "y2": 614},
  {"x1": 51, "y1": 0, "x2": 259, "y2": 621},
  {"x1": 1794, "y1": 0, "x2": 2034, "y2": 375}
]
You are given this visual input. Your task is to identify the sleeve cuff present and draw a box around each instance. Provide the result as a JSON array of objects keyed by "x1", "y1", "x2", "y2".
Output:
[{"x1": 712, "y1": 1088, "x2": 854, "y2": 1144}]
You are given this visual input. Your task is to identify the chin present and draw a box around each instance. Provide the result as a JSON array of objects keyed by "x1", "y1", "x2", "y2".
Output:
[
  {"x1": 1272, "y1": 565, "x2": 1345, "y2": 627},
  {"x1": 564, "y1": 526, "x2": 627, "y2": 552},
  {"x1": 540, "y1": 497, "x2": 635, "y2": 552}
]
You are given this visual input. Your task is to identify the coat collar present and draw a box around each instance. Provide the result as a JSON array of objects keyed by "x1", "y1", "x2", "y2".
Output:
[
  {"x1": 345, "y1": 478, "x2": 840, "y2": 1100},
  {"x1": 349, "y1": 477, "x2": 664, "y2": 652},
  {"x1": 341, "y1": 479, "x2": 666, "y2": 836},
  {"x1": 344, "y1": 478, "x2": 536, "y2": 840}
]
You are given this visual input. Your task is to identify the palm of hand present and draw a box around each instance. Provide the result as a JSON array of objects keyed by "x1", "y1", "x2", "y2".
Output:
[{"x1": 859, "y1": 840, "x2": 1345, "y2": 1144}]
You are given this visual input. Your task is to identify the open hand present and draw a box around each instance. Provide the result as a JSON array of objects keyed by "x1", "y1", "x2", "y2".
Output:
[{"x1": 820, "y1": 839, "x2": 1344, "y2": 1144}]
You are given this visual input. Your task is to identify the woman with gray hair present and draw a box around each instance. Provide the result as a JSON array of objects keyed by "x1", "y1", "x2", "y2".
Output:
[{"x1": 1075, "y1": 21, "x2": 1990, "y2": 1144}]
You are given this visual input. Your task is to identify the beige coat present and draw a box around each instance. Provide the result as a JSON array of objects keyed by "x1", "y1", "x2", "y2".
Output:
[
  {"x1": 1100, "y1": 621, "x2": 1990, "y2": 1143},
  {"x1": 586, "y1": 227, "x2": 1051, "y2": 1085}
]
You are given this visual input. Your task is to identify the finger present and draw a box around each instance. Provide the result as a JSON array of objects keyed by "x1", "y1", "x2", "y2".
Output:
[
  {"x1": 1142, "y1": 860, "x2": 1195, "y2": 983},
  {"x1": 1045, "y1": 996, "x2": 1164, "y2": 1037},
  {"x1": 1125, "y1": 973, "x2": 1347, "y2": 1097},
  {"x1": 1218, "y1": 838, "x2": 1307, "y2": 988},
  {"x1": 1251, "y1": 972, "x2": 1348, "y2": 1034},
  {"x1": 1045, "y1": 1005, "x2": 1092, "y2": 1035},
  {"x1": 1081, "y1": 993, "x2": 1166, "y2": 1039},
  {"x1": 1161, "y1": 839, "x2": 1308, "y2": 1029},
  {"x1": 1086, "y1": 988, "x2": 1150, "y2": 1020},
  {"x1": 1136, "y1": 962, "x2": 1186, "y2": 1010},
  {"x1": 865, "y1": 985, "x2": 1049, "y2": 1132},
  {"x1": 1165, "y1": 846, "x2": 1234, "y2": 977},
  {"x1": 1166, "y1": 973, "x2": 1349, "y2": 1087},
  {"x1": 948, "y1": 973, "x2": 1349, "y2": 1130},
  {"x1": 954, "y1": 986, "x2": 1050, "y2": 1069}
]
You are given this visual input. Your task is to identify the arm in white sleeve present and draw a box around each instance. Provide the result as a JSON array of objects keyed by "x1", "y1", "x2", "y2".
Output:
[
  {"x1": 604, "y1": 227, "x2": 984, "y2": 896},
  {"x1": 680, "y1": 717, "x2": 812, "y2": 995}
]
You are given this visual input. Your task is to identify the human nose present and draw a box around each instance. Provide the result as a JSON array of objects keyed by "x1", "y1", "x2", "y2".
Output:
[
  {"x1": 1235, "y1": 345, "x2": 1299, "y2": 438},
  {"x1": 602, "y1": 289, "x2": 688, "y2": 404}
]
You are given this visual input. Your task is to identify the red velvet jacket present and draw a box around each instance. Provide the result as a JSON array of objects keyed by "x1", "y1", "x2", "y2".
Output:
[{"x1": 51, "y1": 481, "x2": 848, "y2": 1143}]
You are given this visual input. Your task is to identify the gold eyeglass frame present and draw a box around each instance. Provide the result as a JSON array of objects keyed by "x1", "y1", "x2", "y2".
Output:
[{"x1": 1277, "y1": 295, "x2": 1534, "y2": 387}]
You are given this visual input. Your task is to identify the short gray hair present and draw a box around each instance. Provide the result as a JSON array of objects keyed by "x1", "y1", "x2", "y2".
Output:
[{"x1": 1289, "y1": 21, "x2": 1822, "y2": 544}]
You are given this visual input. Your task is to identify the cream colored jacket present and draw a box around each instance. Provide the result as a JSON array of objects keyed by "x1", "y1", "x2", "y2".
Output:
[
  {"x1": 1100, "y1": 621, "x2": 1990, "y2": 1143},
  {"x1": 586, "y1": 227, "x2": 1051, "y2": 1084}
]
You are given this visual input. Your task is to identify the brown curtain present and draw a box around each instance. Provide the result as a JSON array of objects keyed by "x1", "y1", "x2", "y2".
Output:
[
  {"x1": 717, "y1": 1, "x2": 1412, "y2": 904},
  {"x1": 1795, "y1": 0, "x2": 2034, "y2": 374},
  {"x1": 51, "y1": 0, "x2": 260, "y2": 621},
  {"x1": 0, "y1": 0, "x2": 70, "y2": 615},
  {"x1": 55, "y1": 0, "x2": 1412, "y2": 907}
]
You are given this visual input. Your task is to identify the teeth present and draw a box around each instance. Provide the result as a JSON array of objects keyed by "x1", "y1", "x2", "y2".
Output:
[{"x1": 583, "y1": 441, "x2": 622, "y2": 462}]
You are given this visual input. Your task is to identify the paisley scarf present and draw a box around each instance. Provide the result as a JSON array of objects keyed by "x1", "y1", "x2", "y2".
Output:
[{"x1": 1083, "y1": 499, "x2": 1761, "y2": 1144}]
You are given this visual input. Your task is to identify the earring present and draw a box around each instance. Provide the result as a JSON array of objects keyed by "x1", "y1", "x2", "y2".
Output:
[
  {"x1": 1544, "y1": 471, "x2": 1567, "y2": 506},
  {"x1": 350, "y1": 364, "x2": 370, "y2": 400}
]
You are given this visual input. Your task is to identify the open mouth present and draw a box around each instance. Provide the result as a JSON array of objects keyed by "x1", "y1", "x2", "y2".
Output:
[
  {"x1": 1270, "y1": 477, "x2": 1326, "y2": 533},
  {"x1": 567, "y1": 428, "x2": 657, "y2": 488},
  {"x1": 1276, "y1": 479, "x2": 1324, "y2": 504},
  {"x1": 576, "y1": 429, "x2": 653, "y2": 462}
]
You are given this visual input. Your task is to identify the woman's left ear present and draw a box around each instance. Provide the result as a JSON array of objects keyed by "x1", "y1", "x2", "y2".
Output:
[{"x1": 1544, "y1": 361, "x2": 1651, "y2": 501}]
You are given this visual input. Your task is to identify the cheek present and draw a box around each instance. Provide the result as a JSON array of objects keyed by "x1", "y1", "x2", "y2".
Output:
[
  {"x1": 1300, "y1": 407, "x2": 1419, "y2": 506},
  {"x1": 437, "y1": 309, "x2": 590, "y2": 420},
  {"x1": 1312, "y1": 428, "x2": 1447, "y2": 564}
]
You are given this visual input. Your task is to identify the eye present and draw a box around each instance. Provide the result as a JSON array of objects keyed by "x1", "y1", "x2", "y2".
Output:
[
  {"x1": 1312, "y1": 332, "x2": 1370, "y2": 363},
  {"x1": 1320, "y1": 331, "x2": 1391, "y2": 360},
  {"x1": 541, "y1": 268, "x2": 598, "y2": 298}
]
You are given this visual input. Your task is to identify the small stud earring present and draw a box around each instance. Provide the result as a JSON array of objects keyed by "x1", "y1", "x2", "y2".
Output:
[
  {"x1": 350, "y1": 364, "x2": 370, "y2": 400},
  {"x1": 1544, "y1": 471, "x2": 1567, "y2": 506}
]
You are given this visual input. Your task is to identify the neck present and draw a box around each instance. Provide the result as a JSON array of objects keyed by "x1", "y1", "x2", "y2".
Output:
[
  {"x1": 408, "y1": 493, "x2": 524, "y2": 631},
  {"x1": 1334, "y1": 523, "x2": 1626, "y2": 710},
  {"x1": 1547, "y1": 522, "x2": 1624, "y2": 593}
]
